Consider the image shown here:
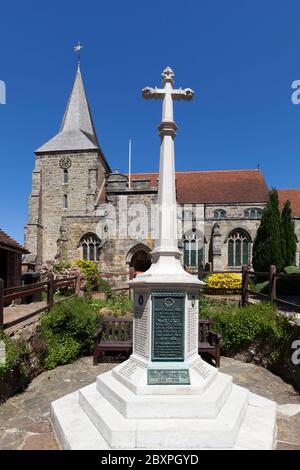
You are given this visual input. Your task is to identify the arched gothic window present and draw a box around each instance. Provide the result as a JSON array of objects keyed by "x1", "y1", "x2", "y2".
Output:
[
  {"x1": 244, "y1": 208, "x2": 262, "y2": 219},
  {"x1": 183, "y1": 229, "x2": 205, "y2": 268},
  {"x1": 227, "y1": 229, "x2": 251, "y2": 267},
  {"x1": 213, "y1": 209, "x2": 227, "y2": 219},
  {"x1": 79, "y1": 233, "x2": 101, "y2": 262}
]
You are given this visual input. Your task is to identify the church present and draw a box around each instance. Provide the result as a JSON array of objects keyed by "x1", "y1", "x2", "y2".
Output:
[{"x1": 24, "y1": 66, "x2": 300, "y2": 275}]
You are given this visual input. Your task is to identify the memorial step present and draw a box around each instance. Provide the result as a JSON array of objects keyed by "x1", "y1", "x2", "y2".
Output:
[
  {"x1": 73, "y1": 381, "x2": 249, "y2": 449},
  {"x1": 51, "y1": 380, "x2": 278, "y2": 449},
  {"x1": 233, "y1": 392, "x2": 277, "y2": 450},
  {"x1": 96, "y1": 369, "x2": 233, "y2": 419},
  {"x1": 134, "y1": 385, "x2": 249, "y2": 449},
  {"x1": 79, "y1": 383, "x2": 136, "y2": 449},
  {"x1": 50, "y1": 391, "x2": 110, "y2": 450}
]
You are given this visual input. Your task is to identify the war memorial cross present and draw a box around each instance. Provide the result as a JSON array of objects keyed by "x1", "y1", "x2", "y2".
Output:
[{"x1": 142, "y1": 67, "x2": 194, "y2": 254}]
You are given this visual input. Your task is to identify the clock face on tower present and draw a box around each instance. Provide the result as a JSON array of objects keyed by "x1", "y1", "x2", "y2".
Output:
[{"x1": 59, "y1": 156, "x2": 72, "y2": 169}]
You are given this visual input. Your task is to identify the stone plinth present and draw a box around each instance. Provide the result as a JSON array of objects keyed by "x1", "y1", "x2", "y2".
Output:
[
  {"x1": 51, "y1": 359, "x2": 277, "y2": 449},
  {"x1": 51, "y1": 266, "x2": 277, "y2": 450}
]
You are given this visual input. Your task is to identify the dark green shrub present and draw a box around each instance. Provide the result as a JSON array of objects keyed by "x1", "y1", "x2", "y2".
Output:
[
  {"x1": 0, "y1": 330, "x2": 22, "y2": 379},
  {"x1": 252, "y1": 189, "x2": 284, "y2": 272},
  {"x1": 42, "y1": 336, "x2": 81, "y2": 370},
  {"x1": 281, "y1": 201, "x2": 297, "y2": 267},
  {"x1": 41, "y1": 297, "x2": 101, "y2": 369},
  {"x1": 199, "y1": 301, "x2": 283, "y2": 353},
  {"x1": 0, "y1": 330, "x2": 31, "y2": 394}
]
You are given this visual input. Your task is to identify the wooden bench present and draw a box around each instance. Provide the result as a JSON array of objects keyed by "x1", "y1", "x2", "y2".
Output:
[
  {"x1": 93, "y1": 317, "x2": 132, "y2": 365},
  {"x1": 93, "y1": 317, "x2": 221, "y2": 367},
  {"x1": 198, "y1": 318, "x2": 221, "y2": 367}
]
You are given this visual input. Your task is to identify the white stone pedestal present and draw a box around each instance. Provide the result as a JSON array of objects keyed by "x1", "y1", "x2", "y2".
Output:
[
  {"x1": 51, "y1": 267, "x2": 277, "y2": 450},
  {"x1": 51, "y1": 356, "x2": 277, "y2": 450}
]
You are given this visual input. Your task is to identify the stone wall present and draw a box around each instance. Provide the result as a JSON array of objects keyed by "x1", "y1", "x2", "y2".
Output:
[
  {"x1": 25, "y1": 150, "x2": 107, "y2": 264},
  {"x1": 232, "y1": 319, "x2": 300, "y2": 392},
  {"x1": 0, "y1": 320, "x2": 45, "y2": 402},
  {"x1": 60, "y1": 216, "x2": 102, "y2": 261},
  {"x1": 25, "y1": 164, "x2": 300, "y2": 272},
  {"x1": 59, "y1": 185, "x2": 300, "y2": 273}
]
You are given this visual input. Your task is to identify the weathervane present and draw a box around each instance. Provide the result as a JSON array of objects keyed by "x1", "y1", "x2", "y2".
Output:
[{"x1": 74, "y1": 41, "x2": 84, "y2": 67}]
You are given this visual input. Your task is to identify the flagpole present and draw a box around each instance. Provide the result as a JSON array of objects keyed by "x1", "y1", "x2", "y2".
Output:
[{"x1": 128, "y1": 139, "x2": 132, "y2": 189}]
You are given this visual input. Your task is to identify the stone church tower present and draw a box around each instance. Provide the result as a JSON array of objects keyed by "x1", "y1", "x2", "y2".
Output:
[{"x1": 24, "y1": 66, "x2": 110, "y2": 264}]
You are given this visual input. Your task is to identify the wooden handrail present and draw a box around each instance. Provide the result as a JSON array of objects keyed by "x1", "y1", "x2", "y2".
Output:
[
  {"x1": 0, "y1": 273, "x2": 82, "y2": 330},
  {"x1": 246, "y1": 271, "x2": 270, "y2": 277},
  {"x1": 273, "y1": 297, "x2": 300, "y2": 309},
  {"x1": 4, "y1": 285, "x2": 48, "y2": 303},
  {"x1": 53, "y1": 278, "x2": 77, "y2": 288},
  {"x1": 4, "y1": 280, "x2": 48, "y2": 295},
  {"x1": 246, "y1": 289, "x2": 271, "y2": 299},
  {"x1": 86, "y1": 272, "x2": 130, "y2": 279},
  {"x1": 242, "y1": 264, "x2": 300, "y2": 310},
  {"x1": 275, "y1": 273, "x2": 300, "y2": 280}
]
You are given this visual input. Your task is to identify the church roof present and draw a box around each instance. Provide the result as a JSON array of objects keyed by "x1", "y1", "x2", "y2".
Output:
[
  {"x1": 36, "y1": 67, "x2": 100, "y2": 153},
  {"x1": 0, "y1": 229, "x2": 29, "y2": 254},
  {"x1": 130, "y1": 169, "x2": 269, "y2": 204},
  {"x1": 278, "y1": 189, "x2": 300, "y2": 217}
]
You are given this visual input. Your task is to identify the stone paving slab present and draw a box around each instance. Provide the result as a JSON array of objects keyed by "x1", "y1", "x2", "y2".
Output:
[
  {"x1": 4, "y1": 301, "x2": 47, "y2": 331},
  {"x1": 0, "y1": 356, "x2": 299, "y2": 450}
]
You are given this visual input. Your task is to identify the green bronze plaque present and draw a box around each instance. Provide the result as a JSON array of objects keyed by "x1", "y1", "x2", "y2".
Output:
[
  {"x1": 151, "y1": 292, "x2": 185, "y2": 362},
  {"x1": 148, "y1": 369, "x2": 190, "y2": 385}
]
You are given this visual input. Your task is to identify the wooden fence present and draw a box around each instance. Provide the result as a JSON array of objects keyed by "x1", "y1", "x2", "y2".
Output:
[
  {"x1": 241, "y1": 265, "x2": 300, "y2": 311},
  {"x1": 0, "y1": 273, "x2": 81, "y2": 329},
  {"x1": 3, "y1": 264, "x2": 298, "y2": 329},
  {"x1": 187, "y1": 265, "x2": 300, "y2": 311}
]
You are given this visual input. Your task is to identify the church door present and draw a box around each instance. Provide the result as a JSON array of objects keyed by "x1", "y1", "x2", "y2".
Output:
[{"x1": 130, "y1": 249, "x2": 151, "y2": 273}]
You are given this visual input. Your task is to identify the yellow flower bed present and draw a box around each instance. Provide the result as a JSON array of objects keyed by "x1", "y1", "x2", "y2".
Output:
[{"x1": 205, "y1": 273, "x2": 242, "y2": 290}]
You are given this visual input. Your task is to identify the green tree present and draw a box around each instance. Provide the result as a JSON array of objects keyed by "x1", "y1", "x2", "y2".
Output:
[
  {"x1": 252, "y1": 189, "x2": 284, "y2": 272},
  {"x1": 281, "y1": 200, "x2": 296, "y2": 267}
]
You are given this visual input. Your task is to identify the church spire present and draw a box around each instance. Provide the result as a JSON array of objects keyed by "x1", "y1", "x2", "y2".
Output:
[{"x1": 36, "y1": 66, "x2": 100, "y2": 153}]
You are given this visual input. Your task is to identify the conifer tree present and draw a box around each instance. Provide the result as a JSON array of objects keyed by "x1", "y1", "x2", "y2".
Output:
[
  {"x1": 281, "y1": 200, "x2": 296, "y2": 267},
  {"x1": 252, "y1": 189, "x2": 284, "y2": 272}
]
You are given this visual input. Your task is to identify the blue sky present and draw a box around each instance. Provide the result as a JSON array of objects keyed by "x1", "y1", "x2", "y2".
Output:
[{"x1": 1, "y1": 0, "x2": 300, "y2": 243}]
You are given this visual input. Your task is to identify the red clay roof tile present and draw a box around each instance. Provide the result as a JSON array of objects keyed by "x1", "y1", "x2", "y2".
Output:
[
  {"x1": 130, "y1": 169, "x2": 269, "y2": 204},
  {"x1": 0, "y1": 229, "x2": 29, "y2": 253},
  {"x1": 278, "y1": 190, "x2": 300, "y2": 217}
]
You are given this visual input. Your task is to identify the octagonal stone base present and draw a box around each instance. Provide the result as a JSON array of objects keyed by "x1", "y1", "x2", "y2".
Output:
[{"x1": 51, "y1": 360, "x2": 277, "y2": 450}]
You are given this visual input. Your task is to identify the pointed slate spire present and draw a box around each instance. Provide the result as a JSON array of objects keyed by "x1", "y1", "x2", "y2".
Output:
[{"x1": 36, "y1": 66, "x2": 100, "y2": 153}]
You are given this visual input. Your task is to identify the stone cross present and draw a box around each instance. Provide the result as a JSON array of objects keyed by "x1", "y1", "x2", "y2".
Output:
[
  {"x1": 142, "y1": 67, "x2": 194, "y2": 258},
  {"x1": 142, "y1": 66, "x2": 194, "y2": 133}
]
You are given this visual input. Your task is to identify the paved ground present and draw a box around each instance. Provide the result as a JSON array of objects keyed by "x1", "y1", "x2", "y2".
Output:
[
  {"x1": 4, "y1": 301, "x2": 47, "y2": 330},
  {"x1": 0, "y1": 356, "x2": 299, "y2": 450}
]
